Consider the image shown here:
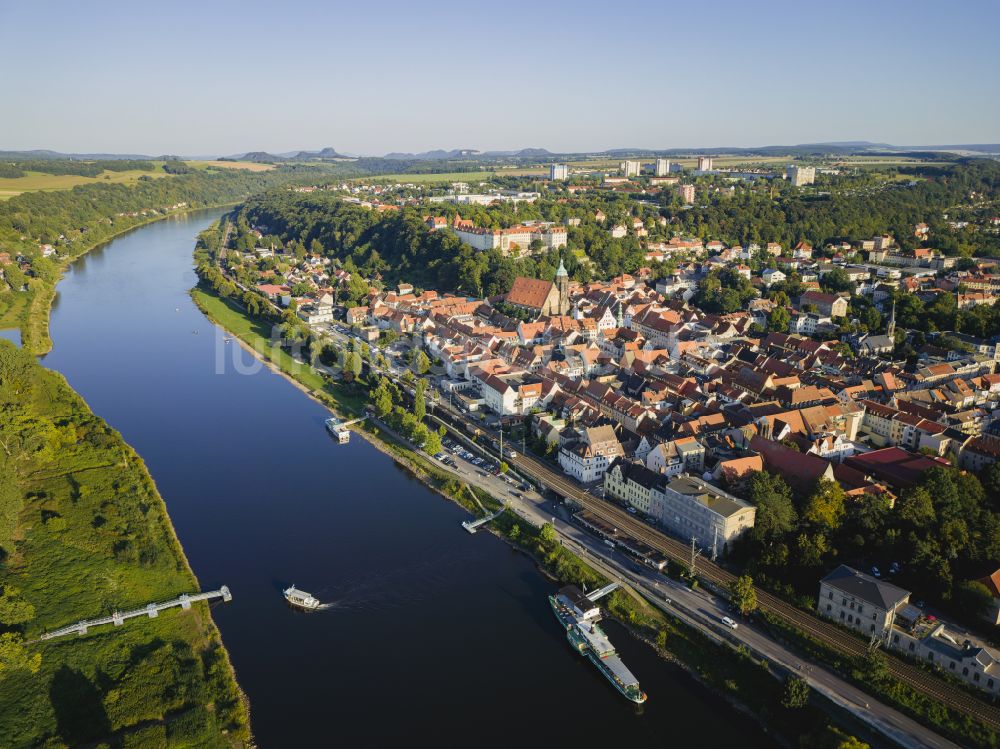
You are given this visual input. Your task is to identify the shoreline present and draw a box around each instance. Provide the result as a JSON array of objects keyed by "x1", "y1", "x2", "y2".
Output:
[
  {"x1": 8, "y1": 207, "x2": 252, "y2": 745},
  {"x1": 8, "y1": 203, "x2": 237, "y2": 354}
]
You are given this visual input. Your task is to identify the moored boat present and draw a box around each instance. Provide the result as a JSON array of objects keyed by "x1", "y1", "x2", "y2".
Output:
[{"x1": 548, "y1": 585, "x2": 647, "y2": 704}]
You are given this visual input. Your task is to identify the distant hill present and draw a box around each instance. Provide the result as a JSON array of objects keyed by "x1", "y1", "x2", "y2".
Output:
[{"x1": 0, "y1": 149, "x2": 156, "y2": 161}]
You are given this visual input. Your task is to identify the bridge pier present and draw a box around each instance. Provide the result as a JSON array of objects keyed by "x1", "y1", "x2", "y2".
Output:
[
  {"x1": 112, "y1": 612, "x2": 124, "y2": 626},
  {"x1": 146, "y1": 604, "x2": 158, "y2": 618},
  {"x1": 221, "y1": 586, "x2": 232, "y2": 602},
  {"x1": 179, "y1": 594, "x2": 190, "y2": 610}
]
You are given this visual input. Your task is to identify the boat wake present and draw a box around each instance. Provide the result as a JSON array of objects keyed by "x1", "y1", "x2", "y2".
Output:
[{"x1": 313, "y1": 548, "x2": 478, "y2": 613}]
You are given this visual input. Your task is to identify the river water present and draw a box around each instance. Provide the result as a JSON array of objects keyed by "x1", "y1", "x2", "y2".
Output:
[{"x1": 40, "y1": 210, "x2": 775, "y2": 747}]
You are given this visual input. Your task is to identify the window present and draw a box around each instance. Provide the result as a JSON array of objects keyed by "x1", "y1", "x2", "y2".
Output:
[
  {"x1": 848, "y1": 614, "x2": 853, "y2": 623},
  {"x1": 828, "y1": 591, "x2": 833, "y2": 600},
  {"x1": 963, "y1": 667, "x2": 970, "y2": 676},
  {"x1": 908, "y1": 643, "x2": 915, "y2": 651},
  {"x1": 842, "y1": 598, "x2": 847, "y2": 606},
  {"x1": 950, "y1": 662, "x2": 956, "y2": 670},
  {"x1": 893, "y1": 634, "x2": 899, "y2": 644},
  {"x1": 974, "y1": 673, "x2": 981, "y2": 682},
  {"x1": 840, "y1": 611, "x2": 845, "y2": 620},
  {"x1": 989, "y1": 679, "x2": 994, "y2": 688},
  {"x1": 826, "y1": 604, "x2": 832, "y2": 612}
]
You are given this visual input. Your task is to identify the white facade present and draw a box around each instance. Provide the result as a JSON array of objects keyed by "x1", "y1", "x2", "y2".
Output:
[
  {"x1": 655, "y1": 158, "x2": 671, "y2": 177},
  {"x1": 550, "y1": 164, "x2": 569, "y2": 180},
  {"x1": 620, "y1": 160, "x2": 641, "y2": 177},
  {"x1": 787, "y1": 165, "x2": 816, "y2": 187}
]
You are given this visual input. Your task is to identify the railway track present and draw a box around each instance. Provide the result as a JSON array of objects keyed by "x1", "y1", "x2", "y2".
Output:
[{"x1": 494, "y1": 433, "x2": 1000, "y2": 732}]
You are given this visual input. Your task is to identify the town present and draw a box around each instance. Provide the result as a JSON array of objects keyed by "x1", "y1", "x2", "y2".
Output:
[{"x1": 187, "y1": 153, "x2": 1000, "y2": 734}]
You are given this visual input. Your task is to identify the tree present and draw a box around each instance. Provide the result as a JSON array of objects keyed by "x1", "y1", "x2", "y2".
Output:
[
  {"x1": 747, "y1": 472, "x2": 797, "y2": 542},
  {"x1": 411, "y1": 349, "x2": 430, "y2": 375},
  {"x1": 370, "y1": 378, "x2": 393, "y2": 419},
  {"x1": 344, "y1": 351, "x2": 362, "y2": 381},
  {"x1": 955, "y1": 580, "x2": 995, "y2": 621},
  {"x1": 423, "y1": 429, "x2": 443, "y2": 456},
  {"x1": 729, "y1": 574, "x2": 757, "y2": 616},
  {"x1": 414, "y1": 379, "x2": 427, "y2": 422},
  {"x1": 803, "y1": 478, "x2": 846, "y2": 530},
  {"x1": 768, "y1": 305, "x2": 790, "y2": 333},
  {"x1": 0, "y1": 633, "x2": 40, "y2": 677},
  {"x1": 0, "y1": 587, "x2": 34, "y2": 626},
  {"x1": 779, "y1": 675, "x2": 810, "y2": 709},
  {"x1": 539, "y1": 523, "x2": 558, "y2": 547}
]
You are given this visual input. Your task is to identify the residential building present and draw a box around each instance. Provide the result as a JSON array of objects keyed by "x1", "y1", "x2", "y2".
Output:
[
  {"x1": 603, "y1": 458, "x2": 666, "y2": 518},
  {"x1": 817, "y1": 565, "x2": 910, "y2": 637},
  {"x1": 697, "y1": 156, "x2": 713, "y2": 171},
  {"x1": 654, "y1": 158, "x2": 671, "y2": 177},
  {"x1": 559, "y1": 425, "x2": 625, "y2": 483},
  {"x1": 658, "y1": 475, "x2": 756, "y2": 553},
  {"x1": 677, "y1": 184, "x2": 695, "y2": 204},
  {"x1": 620, "y1": 160, "x2": 641, "y2": 177},
  {"x1": 549, "y1": 164, "x2": 568, "y2": 180}
]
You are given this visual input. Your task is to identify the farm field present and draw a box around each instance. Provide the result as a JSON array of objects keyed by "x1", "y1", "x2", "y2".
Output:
[
  {"x1": 0, "y1": 167, "x2": 170, "y2": 200},
  {"x1": 188, "y1": 160, "x2": 276, "y2": 172}
]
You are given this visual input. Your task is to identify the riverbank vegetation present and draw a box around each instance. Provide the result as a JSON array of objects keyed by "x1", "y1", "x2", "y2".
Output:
[
  {"x1": 0, "y1": 341, "x2": 250, "y2": 747},
  {"x1": 0, "y1": 162, "x2": 350, "y2": 353}
]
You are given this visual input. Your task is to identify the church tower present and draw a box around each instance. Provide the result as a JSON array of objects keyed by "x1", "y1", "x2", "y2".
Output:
[
  {"x1": 555, "y1": 256, "x2": 570, "y2": 315},
  {"x1": 886, "y1": 298, "x2": 896, "y2": 338}
]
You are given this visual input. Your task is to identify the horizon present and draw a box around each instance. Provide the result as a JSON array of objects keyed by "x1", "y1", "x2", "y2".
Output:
[{"x1": 2, "y1": 0, "x2": 998, "y2": 154}]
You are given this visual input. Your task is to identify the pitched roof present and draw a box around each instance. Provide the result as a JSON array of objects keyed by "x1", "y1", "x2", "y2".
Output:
[
  {"x1": 821, "y1": 564, "x2": 910, "y2": 610},
  {"x1": 507, "y1": 277, "x2": 556, "y2": 310}
]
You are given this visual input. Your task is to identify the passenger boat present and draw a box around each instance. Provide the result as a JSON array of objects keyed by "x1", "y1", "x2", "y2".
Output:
[
  {"x1": 549, "y1": 585, "x2": 647, "y2": 704},
  {"x1": 283, "y1": 585, "x2": 321, "y2": 610}
]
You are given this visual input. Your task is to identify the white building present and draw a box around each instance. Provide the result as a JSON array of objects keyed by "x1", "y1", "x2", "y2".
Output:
[
  {"x1": 558, "y1": 425, "x2": 624, "y2": 483},
  {"x1": 620, "y1": 160, "x2": 641, "y2": 177},
  {"x1": 658, "y1": 475, "x2": 756, "y2": 552},
  {"x1": 697, "y1": 156, "x2": 713, "y2": 171},
  {"x1": 549, "y1": 164, "x2": 569, "y2": 180},
  {"x1": 787, "y1": 165, "x2": 816, "y2": 187},
  {"x1": 452, "y1": 223, "x2": 567, "y2": 255},
  {"x1": 654, "y1": 158, "x2": 671, "y2": 177}
]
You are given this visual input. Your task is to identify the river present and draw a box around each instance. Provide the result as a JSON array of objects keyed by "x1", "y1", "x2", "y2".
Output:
[{"x1": 40, "y1": 210, "x2": 776, "y2": 747}]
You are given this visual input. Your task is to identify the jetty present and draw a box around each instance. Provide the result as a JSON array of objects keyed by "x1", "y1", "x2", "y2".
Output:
[
  {"x1": 462, "y1": 504, "x2": 506, "y2": 534},
  {"x1": 34, "y1": 586, "x2": 232, "y2": 642}
]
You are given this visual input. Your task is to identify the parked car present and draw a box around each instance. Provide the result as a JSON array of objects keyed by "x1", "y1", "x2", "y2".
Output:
[
  {"x1": 871, "y1": 566, "x2": 881, "y2": 578},
  {"x1": 722, "y1": 616, "x2": 738, "y2": 630}
]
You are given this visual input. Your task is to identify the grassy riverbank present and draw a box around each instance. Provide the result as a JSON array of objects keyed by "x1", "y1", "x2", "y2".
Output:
[{"x1": 0, "y1": 341, "x2": 251, "y2": 748}]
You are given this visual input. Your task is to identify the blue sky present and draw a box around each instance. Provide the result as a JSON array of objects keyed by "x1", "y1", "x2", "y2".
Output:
[{"x1": 1, "y1": 0, "x2": 997, "y2": 155}]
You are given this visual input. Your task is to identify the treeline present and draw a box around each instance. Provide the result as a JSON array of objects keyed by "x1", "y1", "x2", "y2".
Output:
[
  {"x1": 672, "y1": 160, "x2": 1000, "y2": 254},
  {"x1": 237, "y1": 193, "x2": 584, "y2": 296},
  {"x1": 0, "y1": 159, "x2": 156, "y2": 178},
  {"x1": 0, "y1": 165, "x2": 325, "y2": 256},
  {"x1": 735, "y1": 466, "x2": 1000, "y2": 628}
]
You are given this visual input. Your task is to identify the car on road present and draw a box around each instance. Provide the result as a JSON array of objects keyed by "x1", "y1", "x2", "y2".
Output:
[
  {"x1": 626, "y1": 506, "x2": 636, "y2": 514},
  {"x1": 871, "y1": 566, "x2": 881, "y2": 578},
  {"x1": 722, "y1": 616, "x2": 738, "y2": 630}
]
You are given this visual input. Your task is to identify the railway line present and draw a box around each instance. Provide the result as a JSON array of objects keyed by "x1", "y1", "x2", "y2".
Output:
[{"x1": 429, "y1": 407, "x2": 1000, "y2": 733}]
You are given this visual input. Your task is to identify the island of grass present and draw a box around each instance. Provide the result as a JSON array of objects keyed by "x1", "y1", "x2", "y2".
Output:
[{"x1": 0, "y1": 341, "x2": 250, "y2": 748}]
